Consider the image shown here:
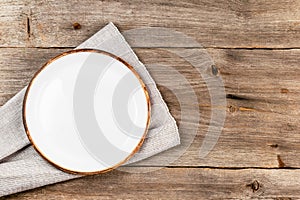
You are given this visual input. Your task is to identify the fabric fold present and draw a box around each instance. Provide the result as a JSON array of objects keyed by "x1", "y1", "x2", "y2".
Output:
[{"x1": 0, "y1": 22, "x2": 180, "y2": 197}]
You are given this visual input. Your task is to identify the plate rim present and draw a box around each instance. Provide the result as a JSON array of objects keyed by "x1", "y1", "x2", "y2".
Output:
[{"x1": 22, "y1": 49, "x2": 151, "y2": 175}]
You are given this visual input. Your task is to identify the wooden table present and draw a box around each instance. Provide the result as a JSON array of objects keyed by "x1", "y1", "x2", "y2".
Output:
[{"x1": 1, "y1": 0, "x2": 300, "y2": 199}]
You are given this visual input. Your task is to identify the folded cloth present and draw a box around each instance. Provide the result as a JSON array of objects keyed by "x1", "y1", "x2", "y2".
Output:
[{"x1": 0, "y1": 22, "x2": 180, "y2": 197}]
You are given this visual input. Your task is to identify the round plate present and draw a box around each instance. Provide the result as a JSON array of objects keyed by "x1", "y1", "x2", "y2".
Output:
[{"x1": 23, "y1": 49, "x2": 150, "y2": 174}]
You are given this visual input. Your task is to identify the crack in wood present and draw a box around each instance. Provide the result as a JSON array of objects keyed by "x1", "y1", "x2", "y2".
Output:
[
  {"x1": 269, "y1": 144, "x2": 279, "y2": 148},
  {"x1": 226, "y1": 94, "x2": 249, "y2": 101},
  {"x1": 277, "y1": 155, "x2": 286, "y2": 168},
  {"x1": 26, "y1": 16, "x2": 30, "y2": 38},
  {"x1": 25, "y1": 9, "x2": 32, "y2": 40},
  {"x1": 238, "y1": 107, "x2": 256, "y2": 112}
]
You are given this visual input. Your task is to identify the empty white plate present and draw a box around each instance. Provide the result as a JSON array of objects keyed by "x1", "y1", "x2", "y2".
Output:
[{"x1": 23, "y1": 49, "x2": 150, "y2": 174}]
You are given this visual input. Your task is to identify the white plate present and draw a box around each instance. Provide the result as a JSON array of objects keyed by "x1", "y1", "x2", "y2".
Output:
[{"x1": 23, "y1": 49, "x2": 150, "y2": 174}]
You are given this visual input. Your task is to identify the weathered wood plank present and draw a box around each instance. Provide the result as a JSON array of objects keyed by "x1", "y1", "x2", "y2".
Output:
[
  {"x1": 0, "y1": 48, "x2": 299, "y2": 168},
  {"x1": 3, "y1": 167, "x2": 300, "y2": 199},
  {"x1": 133, "y1": 48, "x2": 300, "y2": 168},
  {"x1": 0, "y1": 0, "x2": 27, "y2": 47},
  {"x1": 3, "y1": 0, "x2": 300, "y2": 48},
  {"x1": 2, "y1": 0, "x2": 300, "y2": 198}
]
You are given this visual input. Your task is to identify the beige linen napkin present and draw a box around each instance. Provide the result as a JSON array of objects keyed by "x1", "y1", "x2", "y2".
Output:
[{"x1": 0, "y1": 22, "x2": 180, "y2": 197}]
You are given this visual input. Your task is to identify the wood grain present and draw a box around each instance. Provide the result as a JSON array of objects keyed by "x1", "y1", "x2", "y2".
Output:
[
  {"x1": 0, "y1": 0, "x2": 27, "y2": 47},
  {"x1": 3, "y1": 167, "x2": 300, "y2": 200},
  {"x1": 3, "y1": 0, "x2": 300, "y2": 48},
  {"x1": 1, "y1": 0, "x2": 300, "y2": 198}
]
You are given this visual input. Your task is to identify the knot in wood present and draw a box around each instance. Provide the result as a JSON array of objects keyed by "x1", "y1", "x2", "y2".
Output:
[{"x1": 247, "y1": 180, "x2": 260, "y2": 192}]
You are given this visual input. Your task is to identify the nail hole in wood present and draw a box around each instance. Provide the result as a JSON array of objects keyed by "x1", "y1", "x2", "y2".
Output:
[
  {"x1": 228, "y1": 105, "x2": 237, "y2": 113},
  {"x1": 281, "y1": 88, "x2": 289, "y2": 93},
  {"x1": 73, "y1": 22, "x2": 81, "y2": 30}
]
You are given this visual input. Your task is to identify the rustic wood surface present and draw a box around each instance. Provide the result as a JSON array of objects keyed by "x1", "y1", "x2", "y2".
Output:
[{"x1": 1, "y1": 0, "x2": 300, "y2": 199}]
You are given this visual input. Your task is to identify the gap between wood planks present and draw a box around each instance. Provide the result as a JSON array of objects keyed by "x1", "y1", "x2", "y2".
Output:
[
  {"x1": 4, "y1": 46, "x2": 300, "y2": 50},
  {"x1": 123, "y1": 166, "x2": 299, "y2": 170},
  {"x1": 133, "y1": 46, "x2": 300, "y2": 50}
]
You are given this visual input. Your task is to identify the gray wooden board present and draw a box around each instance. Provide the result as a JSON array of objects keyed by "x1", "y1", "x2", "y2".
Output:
[{"x1": 1, "y1": 0, "x2": 300, "y2": 198}]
